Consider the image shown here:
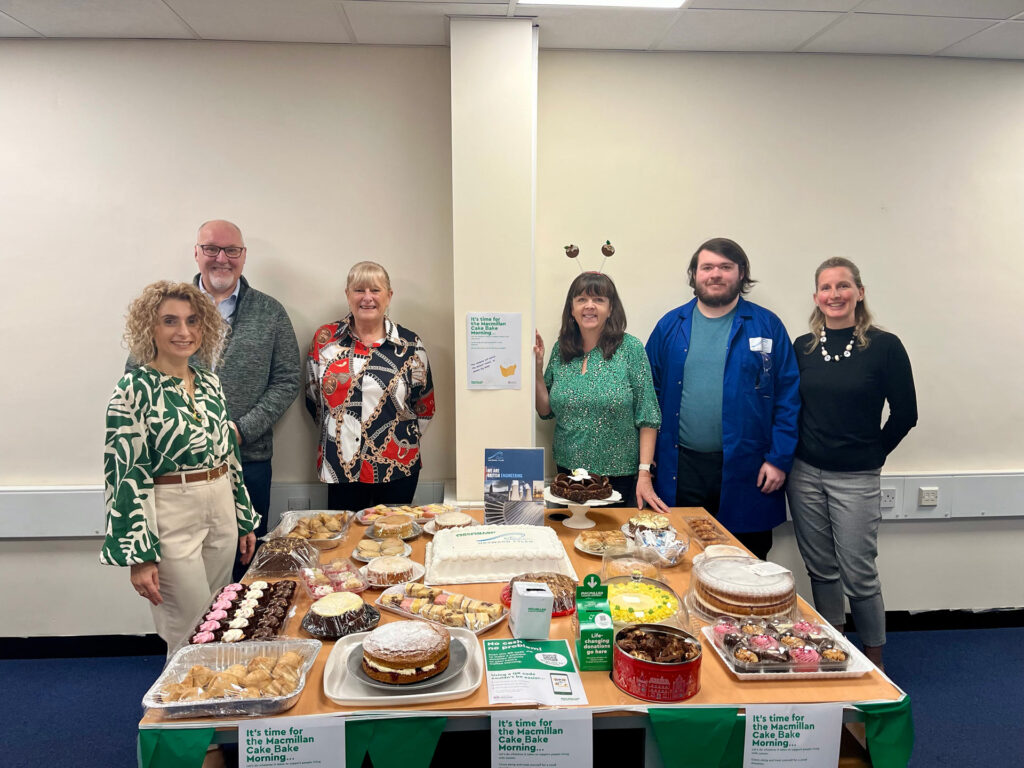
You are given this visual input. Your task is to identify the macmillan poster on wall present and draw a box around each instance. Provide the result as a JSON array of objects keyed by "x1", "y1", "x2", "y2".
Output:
[
  {"x1": 484, "y1": 448, "x2": 545, "y2": 525},
  {"x1": 467, "y1": 312, "x2": 522, "y2": 389}
]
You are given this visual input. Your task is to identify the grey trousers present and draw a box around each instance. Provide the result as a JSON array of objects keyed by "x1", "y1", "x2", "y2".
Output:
[{"x1": 786, "y1": 458, "x2": 886, "y2": 647}]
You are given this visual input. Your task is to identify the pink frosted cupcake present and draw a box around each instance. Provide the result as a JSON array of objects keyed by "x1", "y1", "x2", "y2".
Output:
[
  {"x1": 749, "y1": 633, "x2": 779, "y2": 651},
  {"x1": 792, "y1": 620, "x2": 821, "y2": 636},
  {"x1": 713, "y1": 620, "x2": 741, "y2": 647},
  {"x1": 788, "y1": 646, "x2": 820, "y2": 671}
]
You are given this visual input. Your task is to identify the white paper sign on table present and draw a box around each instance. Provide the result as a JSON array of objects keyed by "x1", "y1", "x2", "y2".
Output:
[
  {"x1": 484, "y1": 638, "x2": 588, "y2": 706},
  {"x1": 467, "y1": 312, "x2": 522, "y2": 390},
  {"x1": 491, "y1": 709, "x2": 593, "y2": 768},
  {"x1": 240, "y1": 716, "x2": 345, "y2": 767},
  {"x1": 743, "y1": 704, "x2": 843, "y2": 768}
]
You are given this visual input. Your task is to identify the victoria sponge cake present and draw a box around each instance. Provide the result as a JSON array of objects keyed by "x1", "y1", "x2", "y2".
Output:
[{"x1": 361, "y1": 621, "x2": 451, "y2": 684}]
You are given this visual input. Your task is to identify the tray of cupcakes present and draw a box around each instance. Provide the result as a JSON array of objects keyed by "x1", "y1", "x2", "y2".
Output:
[
  {"x1": 376, "y1": 583, "x2": 507, "y2": 633},
  {"x1": 702, "y1": 617, "x2": 872, "y2": 679},
  {"x1": 144, "y1": 638, "x2": 321, "y2": 718},
  {"x1": 189, "y1": 580, "x2": 297, "y2": 645}
]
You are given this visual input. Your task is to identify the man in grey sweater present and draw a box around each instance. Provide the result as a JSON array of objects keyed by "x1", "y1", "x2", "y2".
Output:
[{"x1": 193, "y1": 220, "x2": 301, "y2": 580}]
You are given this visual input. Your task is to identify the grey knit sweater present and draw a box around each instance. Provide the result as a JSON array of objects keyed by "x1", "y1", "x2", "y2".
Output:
[
  {"x1": 127, "y1": 276, "x2": 301, "y2": 463},
  {"x1": 195, "y1": 275, "x2": 301, "y2": 463}
]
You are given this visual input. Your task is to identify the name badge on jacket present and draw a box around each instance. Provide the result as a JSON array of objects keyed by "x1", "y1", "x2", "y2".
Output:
[{"x1": 748, "y1": 337, "x2": 773, "y2": 353}]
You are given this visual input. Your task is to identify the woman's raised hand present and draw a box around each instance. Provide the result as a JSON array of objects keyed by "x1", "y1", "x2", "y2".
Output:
[{"x1": 534, "y1": 330, "x2": 545, "y2": 374}]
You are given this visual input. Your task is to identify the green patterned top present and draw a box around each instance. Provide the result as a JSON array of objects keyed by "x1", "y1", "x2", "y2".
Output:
[
  {"x1": 101, "y1": 365, "x2": 257, "y2": 567},
  {"x1": 542, "y1": 333, "x2": 662, "y2": 476}
]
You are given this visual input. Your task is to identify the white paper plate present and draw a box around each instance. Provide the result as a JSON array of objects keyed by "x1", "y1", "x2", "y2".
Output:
[
  {"x1": 700, "y1": 625, "x2": 873, "y2": 680},
  {"x1": 323, "y1": 627, "x2": 483, "y2": 706},
  {"x1": 374, "y1": 585, "x2": 508, "y2": 635},
  {"x1": 358, "y1": 560, "x2": 426, "y2": 589},
  {"x1": 349, "y1": 541, "x2": 413, "y2": 563},
  {"x1": 422, "y1": 518, "x2": 481, "y2": 536},
  {"x1": 572, "y1": 534, "x2": 632, "y2": 557}
]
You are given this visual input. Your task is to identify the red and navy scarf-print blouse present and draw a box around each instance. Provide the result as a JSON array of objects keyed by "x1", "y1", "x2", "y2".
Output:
[{"x1": 305, "y1": 316, "x2": 435, "y2": 484}]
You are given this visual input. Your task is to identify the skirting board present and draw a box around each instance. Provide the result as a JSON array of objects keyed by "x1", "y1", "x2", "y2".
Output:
[{"x1": 0, "y1": 480, "x2": 447, "y2": 539}]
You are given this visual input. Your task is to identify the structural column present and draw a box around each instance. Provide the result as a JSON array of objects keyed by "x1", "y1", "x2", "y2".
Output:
[{"x1": 450, "y1": 17, "x2": 538, "y2": 501}]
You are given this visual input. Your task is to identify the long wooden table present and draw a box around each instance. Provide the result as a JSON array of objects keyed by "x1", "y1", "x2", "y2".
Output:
[{"x1": 139, "y1": 506, "x2": 905, "y2": 765}]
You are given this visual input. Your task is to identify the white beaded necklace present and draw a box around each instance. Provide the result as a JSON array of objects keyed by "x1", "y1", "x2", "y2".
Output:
[{"x1": 819, "y1": 328, "x2": 854, "y2": 363}]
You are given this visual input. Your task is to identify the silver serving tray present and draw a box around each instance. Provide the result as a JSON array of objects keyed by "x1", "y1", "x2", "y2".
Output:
[{"x1": 142, "y1": 638, "x2": 321, "y2": 719}]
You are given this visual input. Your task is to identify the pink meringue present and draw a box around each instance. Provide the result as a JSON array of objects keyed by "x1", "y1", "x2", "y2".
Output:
[
  {"x1": 199, "y1": 620, "x2": 221, "y2": 632},
  {"x1": 205, "y1": 609, "x2": 228, "y2": 621},
  {"x1": 191, "y1": 631, "x2": 216, "y2": 643}
]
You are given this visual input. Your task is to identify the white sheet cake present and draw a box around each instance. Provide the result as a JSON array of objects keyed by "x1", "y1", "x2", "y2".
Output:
[{"x1": 425, "y1": 524, "x2": 575, "y2": 584}]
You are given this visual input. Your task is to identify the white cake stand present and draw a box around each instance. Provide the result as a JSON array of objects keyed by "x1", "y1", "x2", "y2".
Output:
[{"x1": 543, "y1": 487, "x2": 622, "y2": 529}]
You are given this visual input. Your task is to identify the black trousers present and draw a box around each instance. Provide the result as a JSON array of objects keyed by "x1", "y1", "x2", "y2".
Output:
[
  {"x1": 326, "y1": 468, "x2": 421, "y2": 511},
  {"x1": 675, "y1": 446, "x2": 773, "y2": 560}
]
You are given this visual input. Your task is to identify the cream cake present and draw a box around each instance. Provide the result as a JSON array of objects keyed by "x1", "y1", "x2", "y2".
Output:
[
  {"x1": 425, "y1": 525, "x2": 574, "y2": 584},
  {"x1": 690, "y1": 556, "x2": 796, "y2": 620}
]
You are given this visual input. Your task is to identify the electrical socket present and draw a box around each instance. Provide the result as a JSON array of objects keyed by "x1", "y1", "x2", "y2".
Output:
[
  {"x1": 880, "y1": 488, "x2": 897, "y2": 508},
  {"x1": 917, "y1": 487, "x2": 939, "y2": 507},
  {"x1": 287, "y1": 497, "x2": 311, "y2": 511}
]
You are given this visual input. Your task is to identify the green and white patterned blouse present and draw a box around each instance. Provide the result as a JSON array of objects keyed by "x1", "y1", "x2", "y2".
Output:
[
  {"x1": 542, "y1": 333, "x2": 662, "y2": 477},
  {"x1": 101, "y1": 365, "x2": 257, "y2": 567}
]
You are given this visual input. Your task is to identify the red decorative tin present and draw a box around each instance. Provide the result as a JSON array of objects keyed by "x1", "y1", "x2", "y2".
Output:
[{"x1": 612, "y1": 624, "x2": 702, "y2": 702}]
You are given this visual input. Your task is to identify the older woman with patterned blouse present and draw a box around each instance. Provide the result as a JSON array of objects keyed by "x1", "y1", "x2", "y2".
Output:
[
  {"x1": 101, "y1": 281, "x2": 258, "y2": 653},
  {"x1": 306, "y1": 262, "x2": 435, "y2": 512},
  {"x1": 535, "y1": 272, "x2": 667, "y2": 511}
]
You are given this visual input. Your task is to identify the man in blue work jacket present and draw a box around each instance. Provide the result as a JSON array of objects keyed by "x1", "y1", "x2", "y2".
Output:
[{"x1": 645, "y1": 237, "x2": 799, "y2": 559}]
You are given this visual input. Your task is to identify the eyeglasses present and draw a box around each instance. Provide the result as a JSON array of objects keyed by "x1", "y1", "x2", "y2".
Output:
[{"x1": 197, "y1": 244, "x2": 245, "y2": 259}]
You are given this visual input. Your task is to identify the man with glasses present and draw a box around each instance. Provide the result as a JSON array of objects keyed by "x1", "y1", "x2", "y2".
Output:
[
  {"x1": 645, "y1": 237, "x2": 799, "y2": 560},
  {"x1": 193, "y1": 219, "x2": 301, "y2": 579}
]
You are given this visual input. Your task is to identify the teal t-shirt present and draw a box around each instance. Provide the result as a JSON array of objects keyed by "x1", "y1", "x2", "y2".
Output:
[{"x1": 678, "y1": 307, "x2": 735, "y2": 451}]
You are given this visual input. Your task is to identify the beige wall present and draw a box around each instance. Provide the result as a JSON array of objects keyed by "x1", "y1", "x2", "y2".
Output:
[
  {"x1": 0, "y1": 40, "x2": 455, "y2": 487},
  {"x1": 536, "y1": 51, "x2": 1024, "y2": 473},
  {"x1": 1, "y1": 42, "x2": 1023, "y2": 636}
]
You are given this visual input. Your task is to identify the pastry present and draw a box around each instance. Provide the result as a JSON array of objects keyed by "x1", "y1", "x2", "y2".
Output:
[
  {"x1": 434, "y1": 511, "x2": 474, "y2": 530},
  {"x1": 578, "y1": 529, "x2": 628, "y2": 554},
  {"x1": 366, "y1": 556, "x2": 415, "y2": 586},
  {"x1": 361, "y1": 621, "x2": 451, "y2": 684},
  {"x1": 373, "y1": 515, "x2": 415, "y2": 539},
  {"x1": 628, "y1": 512, "x2": 670, "y2": 537},
  {"x1": 550, "y1": 469, "x2": 613, "y2": 503}
]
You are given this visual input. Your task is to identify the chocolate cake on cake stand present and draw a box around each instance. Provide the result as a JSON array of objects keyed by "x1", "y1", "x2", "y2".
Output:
[{"x1": 543, "y1": 487, "x2": 622, "y2": 529}]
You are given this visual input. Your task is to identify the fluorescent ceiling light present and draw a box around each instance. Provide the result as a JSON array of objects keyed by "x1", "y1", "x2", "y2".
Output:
[{"x1": 519, "y1": 0, "x2": 684, "y2": 7}]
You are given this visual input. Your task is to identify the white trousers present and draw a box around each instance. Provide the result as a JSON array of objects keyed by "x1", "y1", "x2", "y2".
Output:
[{"x1": 151, "y1": 472, "x2": 237, "y2": 655}]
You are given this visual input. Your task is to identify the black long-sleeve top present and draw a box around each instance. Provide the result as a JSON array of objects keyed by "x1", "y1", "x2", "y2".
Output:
[{"x1": 793, "y1": 326, "x2": 918, "y2": 472}]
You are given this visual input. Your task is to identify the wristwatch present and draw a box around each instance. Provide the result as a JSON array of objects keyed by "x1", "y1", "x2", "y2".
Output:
[{"x1": 638, "y1": 463, "x2": 652, "y2": 473}]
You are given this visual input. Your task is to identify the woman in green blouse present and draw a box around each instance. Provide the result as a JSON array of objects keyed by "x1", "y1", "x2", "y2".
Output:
[
  {"x1": 535, "y1": 272, "x2": 668, "y2": 511},
  {"x1": 101, "y1": 281, "x2": 258, "y2": 652}
]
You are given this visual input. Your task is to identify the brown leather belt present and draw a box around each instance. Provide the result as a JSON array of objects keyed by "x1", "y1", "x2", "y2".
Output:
[{"x1": 153, "y1": 464, "x2": 229, "y2": 485}]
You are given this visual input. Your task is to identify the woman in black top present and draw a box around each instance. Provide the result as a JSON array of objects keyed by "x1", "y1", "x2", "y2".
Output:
[{"x1": 786, "y1": 258, "x2": 917, "y2": 670}]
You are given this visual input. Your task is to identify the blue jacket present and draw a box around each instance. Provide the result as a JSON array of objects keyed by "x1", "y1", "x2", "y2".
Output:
[{"x1": 645, "y1": 297, "x2": 800, "y2": 533}]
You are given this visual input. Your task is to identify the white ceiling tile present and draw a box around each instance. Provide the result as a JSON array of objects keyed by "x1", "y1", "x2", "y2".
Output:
[
  {"x1": 0, "y1": 0, "x2": 193, "y2": 38},
  {"x1": 0, "y1": 9, "x2": 41, "y2": 36},
  {"x1": 688, "y1": 1, "x2": 856, "y2": 10},
  {"x1": 855, "y1": 0, "x2": 1024, "y2": 20},
  {"x1": 165, "y1": 0, "x2": 352, "y2": 43},
  {"x1": 343, "y1": 2, "x2": 505, "y2": 45},
  {"x1": 942, "y1": 19, "x2": 1024, "y2": 57},
  {"x1": 657, "y1": 9, "x2": 840, "y2": 51},
  {"x1": 802, "y1": 12, "x2": 995, "y2": 54},
  {"x1": 533, "y1": 7, "x2": 678, "y2": 50}
]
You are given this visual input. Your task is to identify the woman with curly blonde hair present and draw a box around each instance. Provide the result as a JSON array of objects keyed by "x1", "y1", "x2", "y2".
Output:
[{"x1": 101, "y1": 281, "x2": 259, "y2": 654}]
